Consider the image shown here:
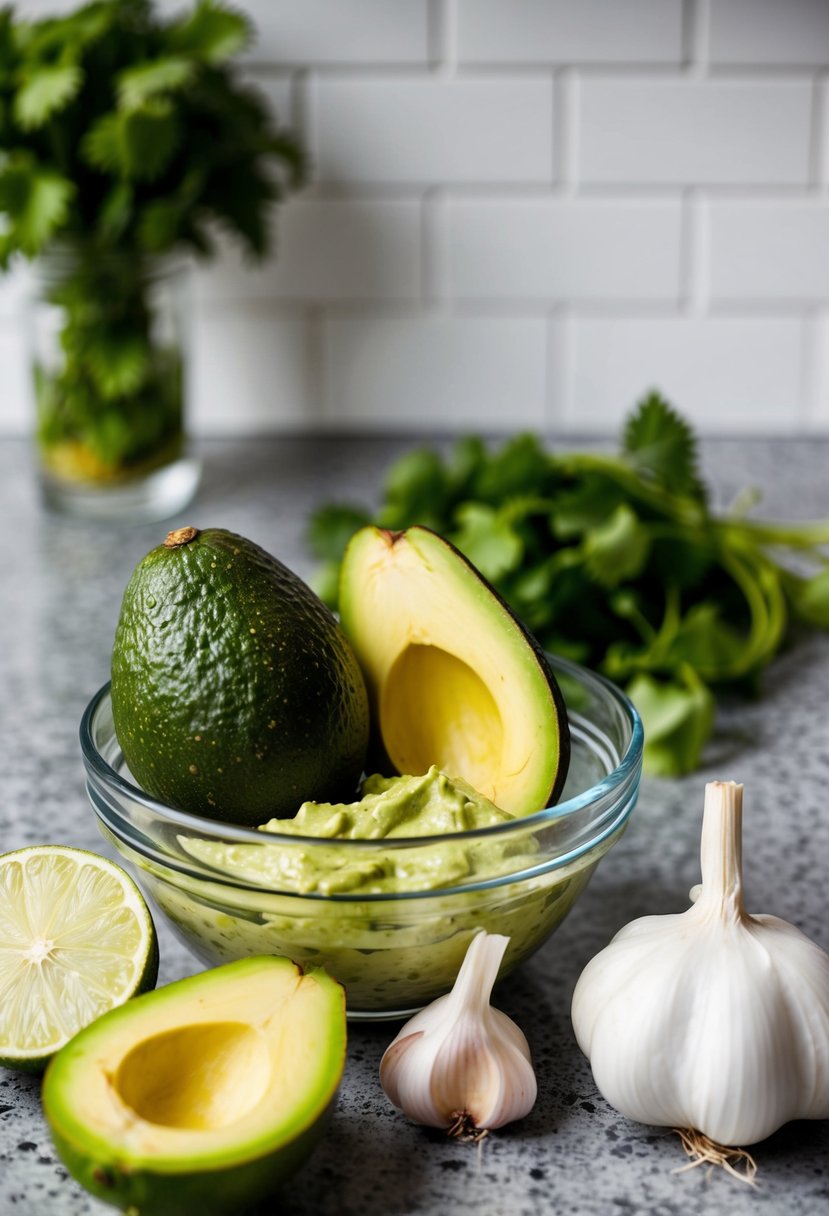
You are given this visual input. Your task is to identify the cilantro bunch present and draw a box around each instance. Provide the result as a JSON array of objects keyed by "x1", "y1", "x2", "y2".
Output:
[
  {"x1": 0, "y1": 0, "x2": 304, "y2": 479},
  {"x1": 309, "y1": 396, "x2": 829, "y2": 777},
  {"x1": 0, "y1": 0, "x2": 303, "y2": 264}
]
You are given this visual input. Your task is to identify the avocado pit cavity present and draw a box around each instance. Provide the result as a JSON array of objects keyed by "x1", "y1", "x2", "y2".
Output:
[
  {"x1": 382, "y1": 644, "x2": 505, "y2": 804},
  {"x1": 115, "y1": 1021, "x2": 270, "y2": 1130}
]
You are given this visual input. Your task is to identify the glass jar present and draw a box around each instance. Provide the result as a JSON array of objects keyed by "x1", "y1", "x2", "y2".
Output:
[{"x1": 28, "y1": 244, "x2": 200, "y2": 521}]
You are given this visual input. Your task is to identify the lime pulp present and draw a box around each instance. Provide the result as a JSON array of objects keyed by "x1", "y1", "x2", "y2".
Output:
[{"x1": 0, "y1": 845, "x2": 158, "y2": 1072}]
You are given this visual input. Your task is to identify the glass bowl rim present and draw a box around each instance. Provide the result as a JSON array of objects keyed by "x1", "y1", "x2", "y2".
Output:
[{"x1": 80, "y1": 653, "x2": 643, "y2": 851}]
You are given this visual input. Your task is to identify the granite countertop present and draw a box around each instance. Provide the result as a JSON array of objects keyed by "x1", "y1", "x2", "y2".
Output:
[{"x1": 1, "y1": 435, "x2": 828, "y2": 1216}]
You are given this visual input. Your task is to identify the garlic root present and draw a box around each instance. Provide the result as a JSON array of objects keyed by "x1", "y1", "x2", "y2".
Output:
[{"x1": 672, "y1": 1128, "x2": 758, "y2": 1187}]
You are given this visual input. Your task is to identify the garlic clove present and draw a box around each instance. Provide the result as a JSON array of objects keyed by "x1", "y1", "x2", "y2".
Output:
[{"x1": 379, "y1": 932, "x2": 537, "y2": 1134}]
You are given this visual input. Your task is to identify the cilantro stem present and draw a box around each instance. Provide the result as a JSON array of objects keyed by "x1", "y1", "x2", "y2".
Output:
[
  {"x1": 720, "y1": 518, "x2": 829, "y2": 549},
  {"x1": 715, "y1": 547, "x2": 786, "y2": 679},
  {"x1": 553, "y1": 453, "x2": 707, "y2": 528}
]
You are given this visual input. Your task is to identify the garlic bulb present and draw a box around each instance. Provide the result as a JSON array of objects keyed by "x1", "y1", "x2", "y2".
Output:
[
  {"x1": 380, "y1": 932, "x2": 536, "y2": 1135},
  {"x1": 572, "y1": 780, "x2": 829, "y2": 1147}
]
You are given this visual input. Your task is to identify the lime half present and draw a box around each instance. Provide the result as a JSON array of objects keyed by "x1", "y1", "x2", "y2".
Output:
[{"x1": 0, "y1": 845, "x2": 158, "y2": 1072}]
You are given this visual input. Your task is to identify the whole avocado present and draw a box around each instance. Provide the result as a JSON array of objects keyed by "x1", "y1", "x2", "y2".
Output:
[{"x1": 111, "y1": 527, "x2": 369, "y2": 825}]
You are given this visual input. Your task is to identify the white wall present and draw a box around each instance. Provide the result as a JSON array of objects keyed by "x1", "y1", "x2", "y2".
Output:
[{"x1": 2, "y1": 0, "x2": 829, "y2": 435}]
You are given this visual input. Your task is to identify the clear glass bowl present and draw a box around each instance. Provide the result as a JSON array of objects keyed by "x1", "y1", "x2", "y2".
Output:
[{"x1": 80, "y1": 656, "x2": 643, "y2": 1020}]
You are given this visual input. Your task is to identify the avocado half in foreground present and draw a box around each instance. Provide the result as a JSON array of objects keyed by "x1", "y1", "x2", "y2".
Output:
[
  {"x1": 339, "y1": 526, "x2": 570, "y2": 816},
  {"x1": 42, "y1": 957, "x2": 346, "y2": 1216}
]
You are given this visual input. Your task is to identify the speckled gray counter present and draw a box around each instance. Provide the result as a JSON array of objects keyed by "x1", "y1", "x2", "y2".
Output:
[{"x1": 1, "y1": 436, "x2": 828, "y2": 1216}]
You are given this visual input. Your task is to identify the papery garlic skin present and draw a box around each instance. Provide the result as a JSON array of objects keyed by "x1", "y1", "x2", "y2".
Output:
[
  {"x1": 380, "y1": 932, "x2": 537, "y2": 1131},
  {"x1": 571, "y1": 781, "x2": 829, "y2": 1147}
]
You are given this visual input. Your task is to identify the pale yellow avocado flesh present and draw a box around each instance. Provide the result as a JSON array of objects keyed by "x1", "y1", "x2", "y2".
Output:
[
  {"x1": 339, "y1": 526, "x2": 569, "y2": 815},
  {"x1": 382, "y1": 645, "x2": 505, "y2": 796},
  {"x1": 43, "y1": 957, "x2": 346, "y2": 1172},
  {"x1": 115, "y1": 1020, "x2": 271, "y2": 1132}
]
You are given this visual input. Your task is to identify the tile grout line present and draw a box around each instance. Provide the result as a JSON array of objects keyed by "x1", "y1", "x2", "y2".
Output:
[
  {"x1": 422, "y1": 0, "x2": 450, "y2": 316},
  {"x1": 292, "y1": 68, "x2": 311, "y2": 161},
  {"x1": 429, "y1": 0, "x2": 456, "y2": 77},
  {"x1": 809, "y1": 72, "x2": 827, "y2": 191},
  {"x1": 291, "y1": 2, "x2": 319, "y2": 424},
  {"x1": 684, "y1": 0, "x2": 711, "y2": 79}
]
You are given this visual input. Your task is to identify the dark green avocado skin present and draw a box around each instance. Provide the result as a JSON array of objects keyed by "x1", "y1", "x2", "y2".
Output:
[{"x1": 111, "y1": 528, "x2": 369, "y2": 824}]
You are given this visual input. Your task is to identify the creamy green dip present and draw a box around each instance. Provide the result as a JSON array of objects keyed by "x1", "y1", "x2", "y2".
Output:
[
  {"x1": 132, "y1": 767, "x2": 607, "y2": 1014},
  {"x1": 182, "y1": 767, "x2": 520, "y2": 896}
]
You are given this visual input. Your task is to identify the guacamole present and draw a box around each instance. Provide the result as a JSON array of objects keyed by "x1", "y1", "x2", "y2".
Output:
[
  {"x1": 134, "y1": 768, "x2": 609, "y2": 1014},
  {"x1": 181, "y1": 767, "x2": 520, "y2": 897}
]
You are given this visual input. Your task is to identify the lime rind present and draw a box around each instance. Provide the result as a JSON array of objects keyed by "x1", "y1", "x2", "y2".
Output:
[{"x1": 0, "y1": 845, "x2": 158, "y2": 1072}]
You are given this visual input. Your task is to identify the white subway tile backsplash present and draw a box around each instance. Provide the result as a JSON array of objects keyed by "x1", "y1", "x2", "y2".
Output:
[
  {"x1": 323, "y1": 317, "x2": 547, "y2": 428},
  {"x1": 813, "y1": 316, "x2": 829, "y2": 427},
  {"x1": 13, "y1": 1, "x2": 430, "y2": 65},
  {"x1": 446, "y1": 199, "x2": 682, "y2": 302},
  {"x1": 4, "y1": 0, "x2": 829, "y2": 437},
  {"x1": 195, "y1": 201, "x2": 420, "y2": 302},
  {"x1": 0, "y1": 263, "x2": 31, "y2": 323},
  {"x1": 458, "y1": 0, "x2": 683, "y2": 65},
  {"x1": 313, "y1": 78, "x2": 555, "y2": 184},
  {"x1": 245, "y1": 73, "x2": 295, "y2": 128},
  {"x1": 241, "y1": 0, "x2": 429, "y2": 64},
  {"x1": 710, "y1": 0, "x2": 829, "y2": 67},
  {"x1": 11, "y1": 0, "x2": 430, "y2": 68},
  {"x1": 570, "y1": 317, "x2": 803, "y2": 431},
  {"x1": 0, "y1": 325, "x2": 31, "y2": 435},
  {"x1": 580, "y1": 80, "x2": 813, "y2": 185},
  {"x1": 5, "y1": 0, "x2": 75, "y2": 13},
  {"x1": 192, "y1": 310, "x2": 314, "y2": 432},
  {"x1": 710, "y1": 200, "x2": 829, "y2": 302},
  {"x1": 0, "y1": 267, "x2": 33, "y2": 436},
  {"x1": 822, "y1": 84, "x2": 829, "y2": 189}
]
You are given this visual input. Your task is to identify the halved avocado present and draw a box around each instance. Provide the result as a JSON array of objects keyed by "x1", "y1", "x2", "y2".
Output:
[
  {"x1": 42, "y1": 957, "x2": 346, "y2": 1216},
  {"x1": 339, "y1": 526, "x2": 570, "y2": 815}
]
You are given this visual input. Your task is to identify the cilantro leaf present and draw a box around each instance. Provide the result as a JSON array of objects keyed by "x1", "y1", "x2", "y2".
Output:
[
  {"x1": 97, "y1": 181, "x2": 134, "y2": 240},
  {"x1": 310, "y1": 561, "x2": 343, "y2": 610},
  {"x1": 448, "y1": 435, "x2": 486, "y2": 498},
  {"x1": 83, "y1": 102, "x2": 182, "y2": 181},
  {"x1": 85, "y1": 331, "x2": 150, "y2": 401},
  {"x1": 666, "y1": 602, "x2": 745, "y2": 677},
  {"x1": 117, "y1": 57, "x2": 197, "y2": 111},
  {"x1": 622, "y1": 392, "x2": 707, "y2": 503},
  {"x1": 307, "y1": 504, "x2": 372, "y2": 563},
  {"x1": 782, "y1": 567, "x2": 829, "y2": 630},
  {"x1": 0, "y1": 158, "x2": 73, "y2": 255},
  {"x1": 469, "y1": 433, "x2": 553, "y2": 504},
  {"x1": 377, "y1": 448, "x2": 451, "y2": 531},
  {"x1": 167, "y1": 1, "x2": 252, "y2": 65},
  {"x1": 583, "y1": 503, "x2": 651, "y2": 587},
  {"x1": 14, "y1": 63, "x2": 83, "y2": 129},
  {"x1": 626, "y1": 665, "x2": 715, "y2": 777},
  {"x1": 551, "y1": 475, "x2": 626, "y2": 540},
  {"x1": 452, "y1": 503, "x2": 524, "y2": 583}
]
